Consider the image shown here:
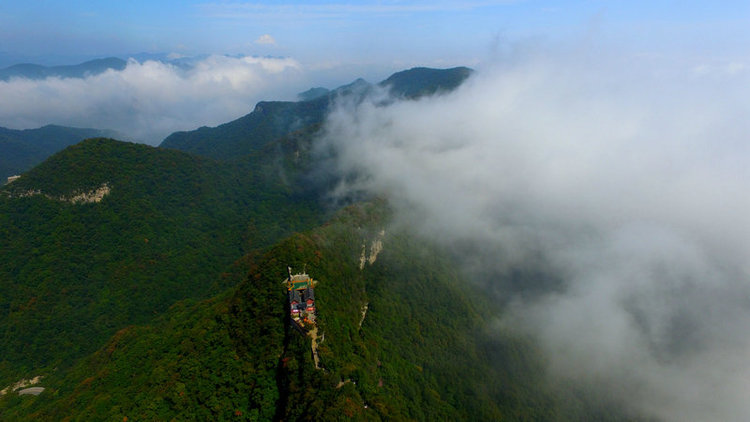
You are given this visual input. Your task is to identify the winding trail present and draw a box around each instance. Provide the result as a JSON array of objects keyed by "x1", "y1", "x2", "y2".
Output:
[{"x1": 309, "y1": 326, "x2": 321, "y2": 369}]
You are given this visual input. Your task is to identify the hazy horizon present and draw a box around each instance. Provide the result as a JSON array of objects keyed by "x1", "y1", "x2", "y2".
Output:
[{"x1": 2, "y1": 1, "x2": 749, "y2": 143}]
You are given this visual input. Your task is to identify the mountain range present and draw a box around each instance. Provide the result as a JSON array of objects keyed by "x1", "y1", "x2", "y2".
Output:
[
  {"x1": 0, "y1": 125, "x2": 118, "y2": 180},
  {"x1": 0, "y1": 58, "x2": 127, "y2": 81},
  {"x1": 160, "y1": 66, "x2": 472, "y2": 160},
  {"x1": 0, "y1": 66, "x2": 632, "y2": 420}
]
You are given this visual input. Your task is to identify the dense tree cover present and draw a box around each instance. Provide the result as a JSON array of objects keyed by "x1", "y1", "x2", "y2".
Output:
[
  {"x1": 378, "y1": 67, "x2": 473, "y2": 99},
  {"x1": 274, "y1": 203, "x2": 545, "y2": 420},
  {"x1": 0, "y1": 137, "x2": 325, "y2": 387},
  {"x1": 160, "y1": 99, "x2": 330, "y2": 160},
  {"x1": 0, "y1": 68, "x2": 642, "y2": 420},
  {"x1": 1, "y1": 201, "x2": 636, "y2": 420},
  {"x1": 0, "y1": 125, "x2": 115, "y2": 179}
]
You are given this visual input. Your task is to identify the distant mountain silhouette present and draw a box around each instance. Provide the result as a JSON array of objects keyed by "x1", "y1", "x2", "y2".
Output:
[
  {"x1": 0, "y1": 57, "x2": 126, "y2": 80},
  {"x1": 161, "y1": 67, "x2": 473, "y2": 160},
  {"x1": 0, "y1": 124, "x2": 117, "y2": 179},
  {"x1": 379, "y1": 66, "x2": 473, "y2": 98}
]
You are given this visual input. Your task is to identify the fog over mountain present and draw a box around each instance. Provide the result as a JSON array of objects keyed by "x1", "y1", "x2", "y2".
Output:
[
  {"x1": 319, "y1": 44, "x2": 750, "y2": 422},
  {"x1": 0, "y1": 55, "x2": 307, "y2": 144}
]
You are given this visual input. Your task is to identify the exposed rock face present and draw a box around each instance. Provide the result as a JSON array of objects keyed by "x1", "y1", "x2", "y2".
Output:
[
  {"x1": 9, "y1": 183, "x2": 111, "y2": 204},
  {"x1": 0, "y1": 375, "x2": 44, "y2": 396},
  {"x1": 359, "y1": 243, "x2": 367, "y2": 270},
  {"x1": 18, "y1": 387, "x2": 45, "y2": 396},
  {"x1": 368, "y1": 232, "x2": 384, "y2": 265},
  {"x1": 359, "y1": 229, "x2": 386, "y2": 270},
  {"x1": 67, "y1": 183, "x2": 110, "y2": 204}
]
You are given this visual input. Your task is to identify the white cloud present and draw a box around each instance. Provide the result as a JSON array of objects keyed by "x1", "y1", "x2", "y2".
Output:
[
  {"x1": 255, "y1": 34, "x2": 277, "y2": 45},
  {"x1": 693, "y1": 60, "x2": 749, "y2": 76},
  {"x1": 0, "y1": 55, "x2": 305, "y2": 143},
  {"x1": 319, "y1": 44, "x2": 750, "y2": 421}
]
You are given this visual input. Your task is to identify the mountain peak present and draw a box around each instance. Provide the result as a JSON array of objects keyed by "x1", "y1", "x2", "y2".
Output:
[
  {"x1": 160, "y1": 66, "x2": 473, "y2": 160},
  {"x1": 379, "y1": 66, "x2": 473, "y2": 98},
  {"x1": 298, "y1": 87, "x2": 330, "y2": 101}
]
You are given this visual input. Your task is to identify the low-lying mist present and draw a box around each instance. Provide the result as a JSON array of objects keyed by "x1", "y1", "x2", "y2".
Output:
[
  {"x1": 319, "y1": 45, "x2": 750, "y2": 421},
  {"x1": 0, "y1": 55, "x2": 305, "y2": 144}
]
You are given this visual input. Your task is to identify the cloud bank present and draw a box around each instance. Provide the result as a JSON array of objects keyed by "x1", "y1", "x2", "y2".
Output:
[
  {"x1": 0, "y1": 55, "x2": 304, "y2": 143},
  {"x1": 320, "y1": 45, "x2": 750, "y2": 421}
]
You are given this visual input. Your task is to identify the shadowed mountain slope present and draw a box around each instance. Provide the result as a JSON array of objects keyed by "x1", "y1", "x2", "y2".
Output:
[
  {"x1": 0, "y1": 137, "x2": 325, "y2": 386},
  {"x1": 159, "y1": 67, "x2": 473, "y2": 161},
  {"x1": 0, "y1": 125, "x2": 116, "y2": 179},
  {"x1": 379, "y1": 66, "x2": 473, "y2": 99}
]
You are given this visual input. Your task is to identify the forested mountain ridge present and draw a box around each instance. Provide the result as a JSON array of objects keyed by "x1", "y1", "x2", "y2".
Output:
[
  {"x1": 160, "y1": 66, "x2": 473, "y2": 160},
  {"x1": 0, "y1": 57, "x2": 126, "y2": 81},
  {"x1": 0, "y1": 66, "x2": 636, "y2": 420},
  {"x1": 0, "y1": 125, "x2": 116, "y2": 179},
  {"x1": 379, "y1": 66, "x2": 473, "y2": 98},
  {"x1": 0, "y1": 201, "x2": 582, "y2": 421},
  {"x1": 161, "y1": 98, "x2": 330, "y2": 160},
  {"x1": 0, "y1": 137, "x2": 325, "y2": 388}
]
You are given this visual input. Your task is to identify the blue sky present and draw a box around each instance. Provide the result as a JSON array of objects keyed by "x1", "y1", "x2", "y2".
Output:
[
  {"x1": 2, "y1": 1, "x2": 748, "y2": 68},
  {"x1": 1, "y1": 1, "x2": 749, "y2": 142}
]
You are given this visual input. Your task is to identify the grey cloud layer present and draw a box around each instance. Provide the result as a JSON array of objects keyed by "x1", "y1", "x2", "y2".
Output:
[
  {"x1": 0, "y1": 56, "x2": 305, "y2": 144},
  {"x1": 320, "y1": 49, "x2": 750, "y2": 421}
]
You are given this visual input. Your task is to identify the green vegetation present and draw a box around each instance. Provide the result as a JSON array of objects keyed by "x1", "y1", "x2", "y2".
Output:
[
  {"x1": 0, "y1": 68, "x2": 637, "y2": 420},
  {"x1": 274, "y1": 203, "x2": 553, "y2": 420},
  {"x1": 0, "y1": 125, "x2": 115, "y2": 179},
  {"x1": 160, "y1": 99, "x2": 330, "y2": 160},
  {"x1": 1, "y1": 201, "x2": 630, "y2": 420},
  {"x1": 160, "y1": 67, "x2": 473, "y2": 162},
  {"x1": 0, "y1": 137, "x2": 325, "y2": 387},
  {"x1": 379, "y1": 67, "x2": 473, "y2": 99}
]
